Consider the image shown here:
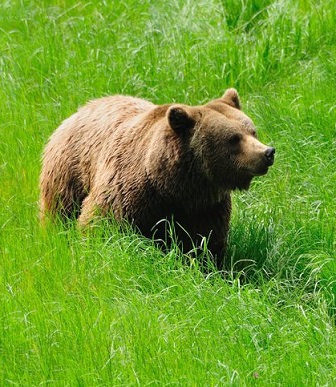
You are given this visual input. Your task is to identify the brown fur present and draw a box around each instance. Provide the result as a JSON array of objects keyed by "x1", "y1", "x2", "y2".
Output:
[{"x1": 40, "y1": 89, "x2": 275, "y2": 269}]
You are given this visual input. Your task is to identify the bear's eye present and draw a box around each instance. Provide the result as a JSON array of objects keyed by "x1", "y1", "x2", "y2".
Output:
[
  {"x1": 228, "y1": 134, "x2": 241, "y2": 145},
  {"x1": 251, "y1": 130, "x2": 257, "y2": 137}
]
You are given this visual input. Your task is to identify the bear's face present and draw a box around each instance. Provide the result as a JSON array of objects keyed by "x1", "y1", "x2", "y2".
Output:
[{"x1": 167, "y1": 89, "x2": 275, "y2": 190}]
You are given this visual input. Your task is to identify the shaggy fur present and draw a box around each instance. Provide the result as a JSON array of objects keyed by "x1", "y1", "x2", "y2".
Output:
[{"x1": 40, "y1": 89, "x2": 275, "y2": 269}]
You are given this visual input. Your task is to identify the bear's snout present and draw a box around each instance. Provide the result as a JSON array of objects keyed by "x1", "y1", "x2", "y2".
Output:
[{"x1": 264, "y1": 147, "x2": 275, "y2": 166}]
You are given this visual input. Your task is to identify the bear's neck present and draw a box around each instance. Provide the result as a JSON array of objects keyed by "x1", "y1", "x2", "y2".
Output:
[{"x1": 146, "y1": 157, "x2": 230, "y2": 211}]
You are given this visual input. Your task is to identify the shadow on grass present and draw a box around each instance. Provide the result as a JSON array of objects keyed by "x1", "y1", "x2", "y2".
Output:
[
  {"x1": 225, "y1": 219, "x2": 276, "y2": 280},
  {"x1": 226, "y1": 220, "x2": 336, "y2": 322}
]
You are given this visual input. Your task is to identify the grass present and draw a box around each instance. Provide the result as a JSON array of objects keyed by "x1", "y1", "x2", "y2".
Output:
[{"x1": 1, "y1": 0, "x2": 335, "y2": 385}]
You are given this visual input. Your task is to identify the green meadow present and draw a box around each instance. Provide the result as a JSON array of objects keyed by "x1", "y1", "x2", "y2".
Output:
[{"x1": 1, "y1": 0, "x2": 336, "y2": 385}]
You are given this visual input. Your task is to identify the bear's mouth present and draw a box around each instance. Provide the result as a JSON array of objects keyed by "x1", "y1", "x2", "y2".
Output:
[
  {"x1": 241, "y1": 166, "x2": 268, "y2": 178},
  {"x1": 252, "y1": 166, "x2": 269, "y2": 176},
  {"x1": 245, "y1": 161, "x2": 273, "y2": 176}
]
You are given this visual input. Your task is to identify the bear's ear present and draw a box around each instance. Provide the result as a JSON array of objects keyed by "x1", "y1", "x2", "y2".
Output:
[
  {"x1": 221, "y1": 88, "x2": 241, "y2": 110},
  {"x1": 167, "y1": 105, "x2": 196, "y2": 134}
]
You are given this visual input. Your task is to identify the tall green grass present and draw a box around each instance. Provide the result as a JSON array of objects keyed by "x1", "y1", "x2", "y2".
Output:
[{"x1": 1, "y1": 0, "x2": 335, "y2": 385}]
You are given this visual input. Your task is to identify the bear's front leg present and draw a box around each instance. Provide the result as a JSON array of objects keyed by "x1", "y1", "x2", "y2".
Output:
[
  {"x1": 206, "y1": 199, "x2": 232, "y2": 271},
  {"x1": 174, "y1": 197, "x2": 232, "y2": 271}
]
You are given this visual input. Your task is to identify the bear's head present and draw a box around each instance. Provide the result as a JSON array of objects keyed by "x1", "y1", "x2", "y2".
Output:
[{"x1": 167, "y1": 88, "x2": 275, "y2": 190}]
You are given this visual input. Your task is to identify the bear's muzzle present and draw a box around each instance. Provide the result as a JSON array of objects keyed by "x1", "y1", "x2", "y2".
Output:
[{"x1": 264, "y1": 147, "x2": 275, "y2": 166}]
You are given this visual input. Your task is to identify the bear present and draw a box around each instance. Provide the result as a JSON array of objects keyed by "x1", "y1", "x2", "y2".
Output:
[{"x1": 40, "y1": 88, "x2": 275, "y2": 269}]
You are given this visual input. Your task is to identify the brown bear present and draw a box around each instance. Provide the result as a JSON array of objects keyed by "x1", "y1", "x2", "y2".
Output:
[{"x1": 40, "y1": 89, "x2": 275, "y2": 269}]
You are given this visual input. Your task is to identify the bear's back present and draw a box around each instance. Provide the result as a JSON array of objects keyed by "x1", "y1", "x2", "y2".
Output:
[
  {"x1": 43, "y1": 96, "x2": 155, "y2": 189},
  {"x1": 49, "y1": 95, "x2": 155, "y2": 148}
]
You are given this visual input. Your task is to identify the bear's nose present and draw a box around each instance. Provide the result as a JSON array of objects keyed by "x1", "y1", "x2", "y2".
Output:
[{"x1": 264, "y1": 147, "x2": 275, "y2": 165}]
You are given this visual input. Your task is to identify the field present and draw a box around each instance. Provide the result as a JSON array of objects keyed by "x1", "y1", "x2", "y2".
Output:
[{"x1": 1, "y1": 0, "x2": 336, "y2": 385}]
